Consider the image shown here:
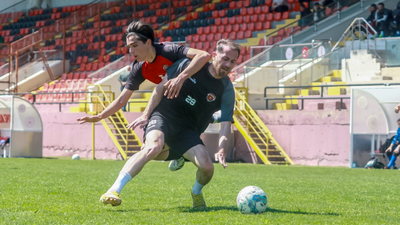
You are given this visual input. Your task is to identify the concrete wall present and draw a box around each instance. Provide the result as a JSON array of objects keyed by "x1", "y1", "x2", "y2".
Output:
[
  {"x1": 37, "y1": 104, "x2": 351, "y2": 167},
  {"x1": 256, "y1": 110, "x2": 350, "y2": 166}
]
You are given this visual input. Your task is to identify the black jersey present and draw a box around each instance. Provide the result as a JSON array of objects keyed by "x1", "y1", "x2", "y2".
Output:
[
  {"x1": 152, "y1": 58, "x2": 235, "y2": 134},
  {"x1": 125, "y1": 43, "x2": 189, "y2": 91}
]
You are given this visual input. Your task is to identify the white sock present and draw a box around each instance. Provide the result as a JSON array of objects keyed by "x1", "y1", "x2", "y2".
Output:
[
  {"x1": 192, "y1": 180, "x2": 204, "y2": 195},
  {"x1": 108, "y1": 172, "x2": 132, "y2": 194}
]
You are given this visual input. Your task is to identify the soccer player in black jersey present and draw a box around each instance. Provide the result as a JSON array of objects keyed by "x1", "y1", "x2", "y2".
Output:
[{"x1": 99, "y1": 39, "x2": 241, "y2": 209}]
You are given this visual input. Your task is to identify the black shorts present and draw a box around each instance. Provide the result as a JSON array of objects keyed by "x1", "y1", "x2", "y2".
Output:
[{"x1": 143, "y1": 113, "x2": 204, "y2": 160}]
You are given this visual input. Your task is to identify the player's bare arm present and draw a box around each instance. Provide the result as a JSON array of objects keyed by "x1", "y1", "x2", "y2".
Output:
[
  {"x1": 77, "y1": 89, "x2": 133, "y2": 124},
  {"x1": 214, "y1": 121, "x2": 232, "y2": 169},
  {"x1": 164, "y1": 48, "x2": 211, "y2": 99},
  {"x1": 127, "y1": 77, "x2": 167, "y2": 130}
]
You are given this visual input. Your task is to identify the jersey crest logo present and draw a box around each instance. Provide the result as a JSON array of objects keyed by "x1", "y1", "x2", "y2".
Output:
[
  {"x1": 163, "y1": 65, "x2": 169, "y2": 71},
  {"x1": 206, "y1": 93, "x2": 216, "y2": 102}
]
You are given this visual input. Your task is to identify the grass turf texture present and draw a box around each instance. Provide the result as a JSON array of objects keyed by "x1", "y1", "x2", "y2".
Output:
[{"x1": 1, "y1": 158, "x2": 399, "y2": 224}]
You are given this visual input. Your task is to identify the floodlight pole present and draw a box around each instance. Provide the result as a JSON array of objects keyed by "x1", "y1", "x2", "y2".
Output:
[{"x1": 92, "y1": 122, "x2": 96, "y2": 160}]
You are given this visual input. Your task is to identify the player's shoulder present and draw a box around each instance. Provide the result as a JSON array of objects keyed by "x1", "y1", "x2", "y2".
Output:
[
  {"x1": 129, "y1": 60, "x2": 145, "y2": 74},
  {"x1": 220, "y1": 76, "x2": 234, "y2": 89},
  {"x1": 157, "y1": 42, "x2": 181, "y2": 52}
]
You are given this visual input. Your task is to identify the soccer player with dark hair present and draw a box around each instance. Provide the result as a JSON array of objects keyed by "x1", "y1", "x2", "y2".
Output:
[
  {"x1": 99, "y1": 39, "x2": 241, "y2": 210},
  {"x1": 77, "y1": 20, "x2": 211, "y2": 124}
]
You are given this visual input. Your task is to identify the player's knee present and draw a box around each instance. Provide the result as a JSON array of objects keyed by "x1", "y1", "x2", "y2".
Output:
[
  {"x1": 199, "y1": 158, "x2": 214, "y2": 177},
  {"x1": 144, "y1": 144, "x2": 163, "y2": 159}
]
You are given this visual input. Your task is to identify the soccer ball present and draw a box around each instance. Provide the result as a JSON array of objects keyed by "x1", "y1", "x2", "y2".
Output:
[
  {"x1": 236, "y1": 186, "x2": 268, "y2": 214},
  {"x1": 72, "y1": 154, "x2": 80, "y2": 160}
]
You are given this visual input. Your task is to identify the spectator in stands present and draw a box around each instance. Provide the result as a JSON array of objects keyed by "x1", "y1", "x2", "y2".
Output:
[
  {"x1": 322, "y1": 0, "x2": 334, "y2": 8},
  {"x1": 393, "y1": 1, "x2": 400, "y2": 36},
  {"x1": 367, "y1": 4, "x2": 377, "y2": 24},
  {"x1": 118, "y1": 65, "x2": 131, "y2": 112},
  {"x1": 0, "y1": 35, "x2": 3, "y2": 44},
  {"x1": 375, "y1": 2, "x2": 390, "y2": 37},
  {"x1": 299, "y1": 4, "x2": 312, "y2": 27},
  {"x1": 385, "y1": 118, "x2": 400, "y2": 169},
  {"x1": 313, "y1": 3, "x2": 326, "y2": 22},
  {"x1": 270, "y1": 0, "x2": 289, "y2": 13},
  {"x1": 77, "y1": 20, "x2": 211, "y2": 124}
]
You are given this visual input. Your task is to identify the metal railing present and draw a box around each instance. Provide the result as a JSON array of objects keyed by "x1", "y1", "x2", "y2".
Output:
[
  {"x1": 230, "y1": 39, "x2": 332, "y2": 87},
  {"x1": 264, "y1": 0, "x2": 362, "y2": 45},
  {"x1": 264, "y1": 83, "x2": 400, "y2": 109}
]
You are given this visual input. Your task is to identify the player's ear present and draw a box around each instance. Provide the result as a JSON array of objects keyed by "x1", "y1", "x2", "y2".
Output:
[{"x1": 212, "y1": 51, "x2": 217, "y2": 61}]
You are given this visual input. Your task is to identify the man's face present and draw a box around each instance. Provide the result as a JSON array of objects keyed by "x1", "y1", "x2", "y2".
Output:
[
  {"x1": 313, "y1": 5, "x2": 318, "y2": 10},
  {"x1": 212, "y1": 45, "x2": 239, "y2": 79},
  {"x1": 397, "y1": 121, "x2": 400, "y2": 128},
  {"x1": 300, "y1": 6, "x2": 305, "y2": 11},
  {"x1": 378, "y1": 5, "x2": 383, "y2": 10},
  {"x1": 126, "y1": 34, "x2": 151, "y2": 62},
  {"x1": 369, "y1": 6, "x2": 375, "y2": 12}
]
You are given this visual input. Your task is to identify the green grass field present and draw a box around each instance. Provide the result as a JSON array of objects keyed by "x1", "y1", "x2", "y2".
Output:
[{"x1": 1, "y1": 158, "x2": 399, "y2": 224}]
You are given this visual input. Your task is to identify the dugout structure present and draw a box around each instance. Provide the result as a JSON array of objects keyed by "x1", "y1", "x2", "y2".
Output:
[
  {"x1": 0, "y1": 95, "x2": 42, "y2": 158},
  {"x1": 350, "y1": 87, "x2": 400, "y2": 168}
]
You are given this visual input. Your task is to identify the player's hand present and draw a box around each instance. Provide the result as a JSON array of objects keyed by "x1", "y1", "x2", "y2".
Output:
[
  {"x1": 77, "y1": 116, "x2": 101, "y2": 124},
  {"x1": 385, "y1": 147, "x2": 392, "y2": 153},
  {"x1": 126, "y1": 115, "x2": 148, "y2": 130},
  {"x1": 214, "y1": 149, "x2": 227, "y2": 169},
  {"x1": 163, "y1": 76, "x2": 184, "y2": 99},
  {"x1": 394, "y1": 104, "x2": 400, "y2": 113}
]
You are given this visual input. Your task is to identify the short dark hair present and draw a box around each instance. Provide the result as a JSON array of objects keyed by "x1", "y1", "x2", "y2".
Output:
[
  {"x1": 314, "y1": 2, "x2": 320, "y2": 6},
  {"x1": 370, "y1": 3, "x2": 377, "y2": 8},
  {"x1": 397, "y1": 118, "x2": 400, "y2": 122},
  {"x1": 378, "y1": 2, "x2": 384, "y2": 7},
  {"x1": 216, "y1": 39, "x2": 241, "y2": 58},
  {"x1": 125, "y1": 20, "x2": 155, "y2": 44}
]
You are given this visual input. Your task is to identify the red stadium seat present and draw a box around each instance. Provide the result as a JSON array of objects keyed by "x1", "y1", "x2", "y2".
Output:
[
  {"x1": 236, "y1": 16, "x2": 243, "y2": 24},
  {"x1": 240, "y1": 24, "x2": 247, "y2": 32},
  {"x1": 255, "y1": 6, "x2": 262, "y2": 14},
  {"x1": 197, "y1": 27, "x2": 204, "y2": 35},
  {"x1": 232, "y1": 24, "x2": 240, "y2": 32},
  {"x1": 259, "y1": 14, "x2": 266, "y2": 22},
  {"x1": 204, "y1": 26, "x2": 210, "y2": 34},
  {"x1": 264, "y1": 21, "x2": 271, "y2": 29},
  {"x1": 274, "y1": 12, "x2": 282, "y2": 21},
  {"x1": 236, "y1": 31, "x2": 244, "y2": 39},
  {"x1": 225, "y1": 25, "x2": 232, "y2": 33},
  {"x1": 248, "y1": 23, "x2": 255, "y2": 31},
  {"x1": 199, "y1": 34, "x2": 207, "y2": 42},
  {"x1": 215, "y1": 18, "x2": 221, "y2": 25},
  {"x1": 266, "y1": 13, "x2": 273, "y2": 21},
  {"x1": 244, "y1": 30, "x2": 252, "y2": 38}
]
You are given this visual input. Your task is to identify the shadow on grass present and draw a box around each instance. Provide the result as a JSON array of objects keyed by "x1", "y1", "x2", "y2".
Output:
[
  {"x1": 267, "y1": 207, "x2": 339, "y2": 216},
  {"x1": 178, "y1": 206, "x2": 238, "y2": 213},
  {"x1": 107, "y1": 206, "x2": 238, "y2": 213},
  {"x1": 107, "y1": 206, "x2": 339, "y2": 216}
]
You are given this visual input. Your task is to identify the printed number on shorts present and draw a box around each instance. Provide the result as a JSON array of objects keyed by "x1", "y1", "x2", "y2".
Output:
[{"x1": 185, "y1": 95, "x2": 196, "y2": 106}]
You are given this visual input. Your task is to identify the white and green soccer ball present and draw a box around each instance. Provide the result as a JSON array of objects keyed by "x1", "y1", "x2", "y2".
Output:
[
  {"x1": 236, "y1": 186, "x2": 268, "y2": 214},
  {"x1": 72, "y1": 154, "x2": 80, "y2": 160}
]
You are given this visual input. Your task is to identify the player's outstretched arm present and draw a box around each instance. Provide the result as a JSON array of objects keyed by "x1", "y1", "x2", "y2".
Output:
[
  {"x1": 214, "y1": 122, "x2": 232, "y2": 169},
  {"x1": 126, "y1": 77, "x2": 167, "y2": 130},
  {"x1": 164, "y1": 48, "x2": 211, "y2": 99},
  {"x1": 77, "y1": 89, "x2": 133, "y2": 124}
]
